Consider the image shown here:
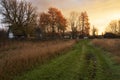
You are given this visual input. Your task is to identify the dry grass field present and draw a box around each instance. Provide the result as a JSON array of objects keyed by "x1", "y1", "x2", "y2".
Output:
[
  {"x1": 0, "y1": 40, "x2": 76, "y2": 80},
  {"x1": 14, "y1": 40, "x2": 120, "y2": 80},
  {"x1": 91, "y1": 39, "x2": 120, "y2": 64}
]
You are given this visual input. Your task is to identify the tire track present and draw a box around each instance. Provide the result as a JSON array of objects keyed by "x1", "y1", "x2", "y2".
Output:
[
  {"x1": 78, "y1": 40, "x2": 114, "y2": 80},
  {"x1": 14, "y1": 40, "x2": 118, "y2": 80}
]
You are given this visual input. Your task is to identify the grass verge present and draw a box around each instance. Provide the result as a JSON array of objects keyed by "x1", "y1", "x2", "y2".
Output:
[
  {"x1": 0, "y1": 40, "x2": 75, "y2": 80},
  {"x1": 14, "y1": 40, "x2": 120, "y2": 80}
]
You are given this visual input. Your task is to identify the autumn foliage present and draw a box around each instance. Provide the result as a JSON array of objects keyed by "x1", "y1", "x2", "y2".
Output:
[{"x1": 38, "y1": 7, "x2": 67, "y2": 39}]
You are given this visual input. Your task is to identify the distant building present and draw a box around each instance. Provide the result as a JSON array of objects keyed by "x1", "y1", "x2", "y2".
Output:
[
  {"x1": 104, "y1": 32, "x2": 116, "y2": 38},
  {"x1": 8, "y1": 32, "x2": 14, "y2": 39}
]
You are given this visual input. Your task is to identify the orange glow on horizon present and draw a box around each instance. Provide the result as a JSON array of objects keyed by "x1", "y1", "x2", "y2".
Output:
[{"x1": 59, "y1": 0, "x2": 120, "y2": 35}]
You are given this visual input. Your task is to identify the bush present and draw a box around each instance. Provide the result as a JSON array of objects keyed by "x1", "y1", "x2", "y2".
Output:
[{"x1": 0, "y1": 30, "x2": 7, "y2": 41}]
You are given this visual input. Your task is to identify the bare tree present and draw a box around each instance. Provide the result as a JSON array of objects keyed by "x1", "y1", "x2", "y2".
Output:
[
  {"x1": 69, "y1": 11, "x2": 79, "y2": 38},
  {"x1": 0, "y1": 0, "x2": 37, "y2": 38},
  {"x1": 69, "y1": 12, "x2": 80, "y2": 31},
  {"x1": 92, "y1": 25, "x2": 98, "y2": 37},
  {"x1": 80, "y1": 11, "x2": 90, "y2": 36},
  {"x1": 106, "y1": 20, "x2": 118, "y2": 34}
]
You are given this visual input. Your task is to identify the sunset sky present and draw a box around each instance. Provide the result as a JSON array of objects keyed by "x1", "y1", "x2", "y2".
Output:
[
  {"x1": 1, "y1": 0, "x2": 120, "y2": 35},
  {"x1": 28, "y1": 0, "x2": 120, "y2": 35}
]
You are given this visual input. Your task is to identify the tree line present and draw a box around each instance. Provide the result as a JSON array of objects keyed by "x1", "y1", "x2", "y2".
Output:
[
  {"x1": 69, "y1": 11, "x2": 90, "y2": 39},
  {"x1": 104, "y1": 20, "x2": 120, "y2": 38},
  {"x1": 106, "y1": 20, "x2": 120, "y2": 34},
  {"x1": 0, "y1": 0, "x2": 91, "y2": 40},
  {"x1": 1, "y1": 0, "x2": 119, "y2": 40}
]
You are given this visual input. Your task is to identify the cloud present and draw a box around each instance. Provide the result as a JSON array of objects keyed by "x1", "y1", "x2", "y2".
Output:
[
  {"x1": 28, "y1": 0, "x2": 52, "y2": 12},
  {"x1": 28, "y1": 0, "x2": 88, "y2": 12}
]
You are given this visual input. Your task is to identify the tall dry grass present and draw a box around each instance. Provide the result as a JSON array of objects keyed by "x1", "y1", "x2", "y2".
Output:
[
  {"x1": 0, "y1": 40, "x2": 76, "y2": 80},
  {"x1": 91, "y1": 39, "x2": 120, "y2": 64}
]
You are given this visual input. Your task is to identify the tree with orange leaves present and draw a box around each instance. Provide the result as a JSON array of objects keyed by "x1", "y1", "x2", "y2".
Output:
[
  {"x1": 38, "y1": 7, "x2": 67, "y2": 39},
  {"x1": 48, "y1": 7, "x2": 67, "y2": 33}
]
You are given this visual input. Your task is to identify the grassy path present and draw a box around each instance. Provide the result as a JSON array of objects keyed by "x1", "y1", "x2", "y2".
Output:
[{"x1": 14, "y1": 40, "x2": 120, "y2": 80}]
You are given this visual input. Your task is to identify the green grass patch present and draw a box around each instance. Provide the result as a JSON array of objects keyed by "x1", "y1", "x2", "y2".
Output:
[{"x1": 14, "y1": 40, "x2": 120, "y2": 80}]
